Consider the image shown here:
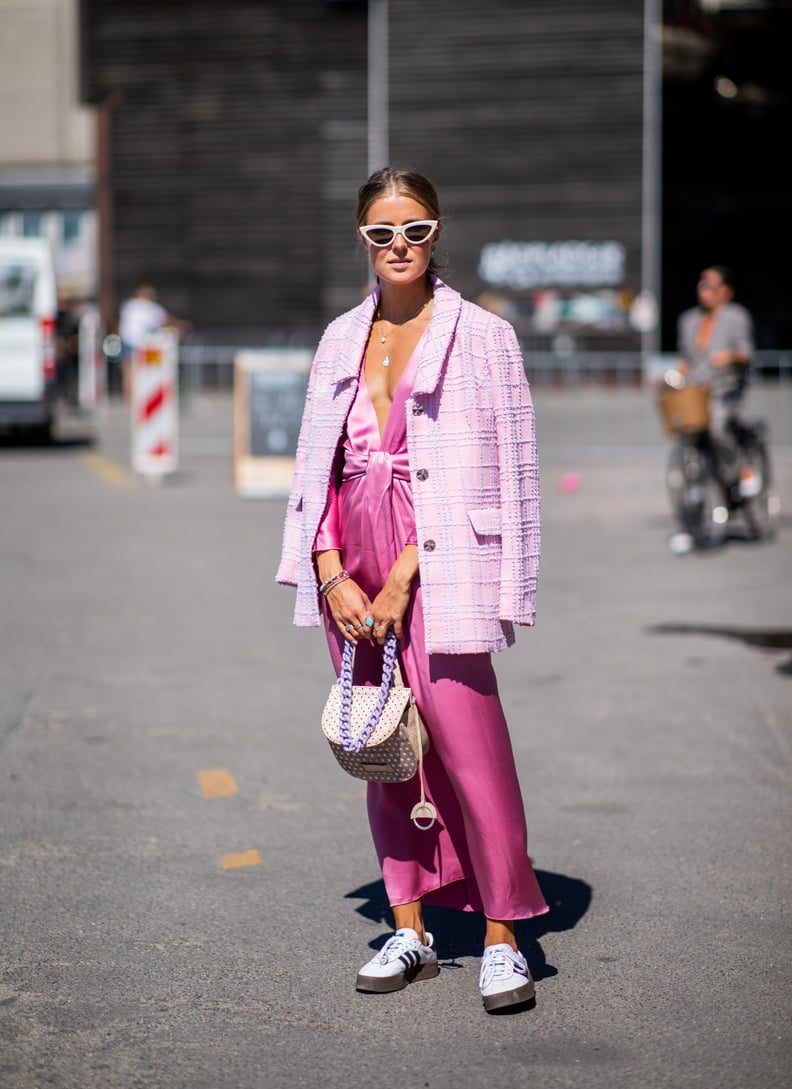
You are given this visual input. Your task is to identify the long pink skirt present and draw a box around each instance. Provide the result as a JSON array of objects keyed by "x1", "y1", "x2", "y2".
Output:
[{"x1": 321, "y1": 358, "x2": 547, "y2": 921}]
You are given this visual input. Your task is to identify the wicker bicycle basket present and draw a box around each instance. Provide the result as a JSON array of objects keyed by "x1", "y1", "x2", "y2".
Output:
[{"x1": 656, "y1": 385, "x2": 711, "y2": 434}]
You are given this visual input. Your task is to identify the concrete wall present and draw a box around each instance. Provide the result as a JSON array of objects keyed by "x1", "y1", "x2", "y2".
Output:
[{"x1": 0, "y1": 0, "x2": 93, "y2": 168}]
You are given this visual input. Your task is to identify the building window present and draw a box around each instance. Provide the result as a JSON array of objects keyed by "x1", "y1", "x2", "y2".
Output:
[
  {"x1": 62, "y1": 210, "x2": 82, "y2": 244},
  {"x1": 21, "y1": 211, "x2": 45, "y2": 237}
]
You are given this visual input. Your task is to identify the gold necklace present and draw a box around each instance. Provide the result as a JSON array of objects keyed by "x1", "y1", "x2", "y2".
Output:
[{"x1": 375, "y1": 297, "x2": 431, "y2": 367}]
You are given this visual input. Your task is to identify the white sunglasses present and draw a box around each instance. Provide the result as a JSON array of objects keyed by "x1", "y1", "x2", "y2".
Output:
[{"x1": 358, "y1": 220, "x2": 439, "y2": 247}]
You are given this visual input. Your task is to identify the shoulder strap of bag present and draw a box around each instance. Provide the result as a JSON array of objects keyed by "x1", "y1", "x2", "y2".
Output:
[{"x1": 339, "y1": 630, "x2": 399, "y2": 753}]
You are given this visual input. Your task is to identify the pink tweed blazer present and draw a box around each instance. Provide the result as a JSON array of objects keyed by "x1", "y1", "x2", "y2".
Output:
[{"x1": 276, "y1": 277, "x2": 540, "y2": 654}]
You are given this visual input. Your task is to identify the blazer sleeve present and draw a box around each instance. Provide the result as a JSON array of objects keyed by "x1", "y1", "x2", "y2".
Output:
[
  {"x1": 276, "y1": 355, "x2": 319, "y2": 586},
  {"x1": 729, "y1": 305, "x2": 754, "y2": 358},
  {"x1": 488, "y1": 320, "x2": 540, "y2": 625}
]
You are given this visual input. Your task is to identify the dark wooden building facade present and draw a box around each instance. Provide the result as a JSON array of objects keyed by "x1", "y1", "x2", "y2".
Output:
[
  {"x1": 80, "y1": 0, "x2": 649, "y2": 349},
  {"x1": 80, "y1": 0, "x2": 368, "y2": 343},
  {"x1": 79, "y1": 1, "x2": 792, "y2": 351}
]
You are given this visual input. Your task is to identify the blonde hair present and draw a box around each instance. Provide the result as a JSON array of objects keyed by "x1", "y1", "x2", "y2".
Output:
[{"x1": 356, "y1": 168, "x2": 445, "y2": 276}]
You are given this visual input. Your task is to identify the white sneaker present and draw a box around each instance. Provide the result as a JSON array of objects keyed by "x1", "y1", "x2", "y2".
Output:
[
  {"x1": 356, "y1": 928, "x2": 439, "y2": 993},
  {"x1": 479, "y1": 943, "x2": 535, "y2": 1012},
  {"x1": 739, "y1": 471, "x2": 762, "y2": 498}
]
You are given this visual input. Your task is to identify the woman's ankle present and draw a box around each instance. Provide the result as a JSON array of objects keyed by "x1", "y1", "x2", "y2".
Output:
[
  {"x1": 484, "y1": 919, "x2": 517, "y2": 951},
  {"x1": 392, "y1": 902, "x2": 426, "y2": 943}
]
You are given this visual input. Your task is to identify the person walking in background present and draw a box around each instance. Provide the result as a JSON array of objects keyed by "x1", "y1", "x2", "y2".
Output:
[
  {"x1": 277, "y1": 167, "x2": 548, "y2": 1013},
  {"x1": 677, "y1": 265, "x2": 756, "y2": 499},
  {"x1": 55, "y1": 293, "x2": 83, "y2": 406},
  {"x1": 118, "y1": 284, "x2": 190, "y2": 401}
]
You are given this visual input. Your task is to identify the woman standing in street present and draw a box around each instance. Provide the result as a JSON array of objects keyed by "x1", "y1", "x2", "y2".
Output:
[{"x1": 277, "y1": 168, "x2": 548, "y2": 1013}]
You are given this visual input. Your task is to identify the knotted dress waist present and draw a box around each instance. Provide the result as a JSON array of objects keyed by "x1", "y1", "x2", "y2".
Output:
[{"x1": 336, "y1": 344, "x2": 420, "y2": 591}]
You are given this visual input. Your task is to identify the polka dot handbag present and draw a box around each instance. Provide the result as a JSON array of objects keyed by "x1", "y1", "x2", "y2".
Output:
[{"x1": 321, "y1": 630, "x2": 436, "y2": 828}]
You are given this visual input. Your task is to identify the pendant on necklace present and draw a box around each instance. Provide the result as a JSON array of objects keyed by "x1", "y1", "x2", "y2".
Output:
[{"x1": 382, "y1": 355, "x2": 390, "y2": 368}]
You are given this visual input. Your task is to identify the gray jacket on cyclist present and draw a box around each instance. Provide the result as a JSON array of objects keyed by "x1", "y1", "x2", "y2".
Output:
[{"x1": 677, "y1": 301, "x2": 754, "y2": 399}]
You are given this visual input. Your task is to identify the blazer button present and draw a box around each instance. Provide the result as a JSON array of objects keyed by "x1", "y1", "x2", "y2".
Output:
[
  {"x1": 423, "y1": 539, "x2": 436, "y2": 552},
  {"x1": 412, "y1": 402, "x2": 424, "y2": 415},
  {"x1": 416, "y1": 468, "x2": 429, "y2": 481}
]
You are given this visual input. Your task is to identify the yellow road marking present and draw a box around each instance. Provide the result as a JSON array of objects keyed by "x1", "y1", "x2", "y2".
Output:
[
  {"x1": 197, "y1": 769, "x2": 239, "y2": 799},
  {"x1": 197, "y1": 770, "x2": 252, "y2": 870},
  {"x1": 221, "y1": 850, "x2": 262, "y2": 870},
  {"x1": 79, "y1": 451, "x2": 133, "y2": 488}
]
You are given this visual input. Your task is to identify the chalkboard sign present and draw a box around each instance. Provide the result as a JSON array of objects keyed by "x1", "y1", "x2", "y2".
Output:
[
  {"x1": 248, "y1": 368, "x2": 307, "y2": 457},
  {"x1": 233, "y1": 349, "x2": 313, "y2": 498}
]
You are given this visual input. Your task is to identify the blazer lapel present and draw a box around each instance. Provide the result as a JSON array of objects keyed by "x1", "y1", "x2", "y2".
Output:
[
  {"x1": 412, "y1": 278, "x2": 463, "y2": 396},
  {"x1": 328, "y1": 290, "x2": 379, "y2": 384},
  {"x1": 326, "y1": 278, "x2": 461, "y2": 395}
]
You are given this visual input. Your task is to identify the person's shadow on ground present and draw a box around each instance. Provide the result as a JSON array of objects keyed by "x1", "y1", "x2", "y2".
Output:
[
  {"x1": 345, "y1": 868, "x2": 591, "y2": 982},
  {"x1": 648, "y1": 621, "x2": 792, "y2": 676}
]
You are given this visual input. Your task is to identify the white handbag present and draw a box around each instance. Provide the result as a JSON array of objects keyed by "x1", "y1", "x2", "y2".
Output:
[{"x1": 321, "y1": 630, "x2": 437, "y2": 829}]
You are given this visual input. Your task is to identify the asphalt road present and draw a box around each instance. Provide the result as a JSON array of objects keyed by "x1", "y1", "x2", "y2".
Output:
[{"x1": 1, "y1": 394, "x2": 790, "y2": 1089}]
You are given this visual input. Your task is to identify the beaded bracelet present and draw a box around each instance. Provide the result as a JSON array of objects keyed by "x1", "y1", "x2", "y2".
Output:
[
  {"x1": 319, "y1": 569, "x2": 350, "y2": 597},
  {"x1": 318, "y1": 568, "x2": 346, "y2": 594},
  {"x1": 321, "y1": 571, "x2": 349, "y2": 596}
]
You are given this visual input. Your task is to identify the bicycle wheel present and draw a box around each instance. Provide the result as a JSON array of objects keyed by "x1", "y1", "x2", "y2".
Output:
[
  {"x1": 741, "y1": 433, "x2": 780, "y2": 540},
  {"x1": 667, "y1": 437, "x2": 728, "y2": 547}
]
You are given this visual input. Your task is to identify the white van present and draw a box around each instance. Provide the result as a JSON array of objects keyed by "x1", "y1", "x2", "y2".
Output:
[{"x1": 0, "y1": 237, "x2": 58, "y2": 435}]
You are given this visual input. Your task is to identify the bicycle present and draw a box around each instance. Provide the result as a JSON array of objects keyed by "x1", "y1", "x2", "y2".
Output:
[{"x1": 658, "y1": 370, "x2": 780, "y2": 550}]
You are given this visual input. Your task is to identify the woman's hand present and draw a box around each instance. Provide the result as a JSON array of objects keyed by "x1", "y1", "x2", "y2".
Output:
[
  {"x1": 316, "y1": 549, "x2": 373, "y2": 644},
  {"x1": 325, "y1": 578, "x2": 374, "y2": 644},
  {"x1": 368, "y1": 546, "x2": 419, "y2": 645}
]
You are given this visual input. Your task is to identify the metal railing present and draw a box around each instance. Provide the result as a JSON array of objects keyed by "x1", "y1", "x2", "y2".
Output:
[
  {"x1": 179, "y1": 333, "x2": 318, "y2": 396},
  {"x1": 175, "y1": 342, "x2": 792, "y2": 460}
]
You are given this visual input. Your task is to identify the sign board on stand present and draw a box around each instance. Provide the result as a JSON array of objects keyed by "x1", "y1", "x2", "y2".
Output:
[
  {"x1": 232, "y1": 349, "x2": 312, "y2": 499},
  {"x1": 131, "y1": 328, "x2": 179, "y2": 479}
]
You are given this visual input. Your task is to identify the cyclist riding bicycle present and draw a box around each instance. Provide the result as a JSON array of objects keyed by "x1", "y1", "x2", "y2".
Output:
[{"x1": 675, "y1": 264, "x2": 758, "y2": 502}]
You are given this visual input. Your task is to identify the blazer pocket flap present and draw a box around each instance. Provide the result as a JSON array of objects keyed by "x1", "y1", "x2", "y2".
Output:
[{"x1": 467, "y1": 507, "x2": 502, "y2": 536}]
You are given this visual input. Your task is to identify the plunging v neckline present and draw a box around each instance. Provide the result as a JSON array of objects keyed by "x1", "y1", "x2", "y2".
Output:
[{"x1": 363, "y1": 329, "x2": 427, "y2": 444}]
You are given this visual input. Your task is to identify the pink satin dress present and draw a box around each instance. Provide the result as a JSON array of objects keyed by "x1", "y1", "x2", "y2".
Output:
[{"x1": 316, "y1": 340, "x2": 548, "y2": 921}]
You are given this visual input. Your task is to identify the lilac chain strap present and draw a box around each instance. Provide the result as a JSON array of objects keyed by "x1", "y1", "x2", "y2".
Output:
[{"x1": 338, "y1": 629, "x2": 399, "y2": 753}]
